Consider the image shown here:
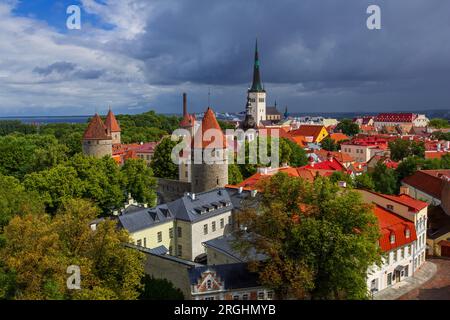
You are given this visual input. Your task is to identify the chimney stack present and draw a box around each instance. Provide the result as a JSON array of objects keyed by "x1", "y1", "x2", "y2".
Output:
[
  {"x1": 400, "y1": 185, "x2": 409, "y2": 196},
  {"x1": 183, "y1": 93, "x2": 187, "y2": 117}
]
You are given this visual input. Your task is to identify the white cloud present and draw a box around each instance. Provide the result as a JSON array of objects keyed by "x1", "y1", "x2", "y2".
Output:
[{"x1": 0, "y1": 1, "x2": 166, "y2": 115}]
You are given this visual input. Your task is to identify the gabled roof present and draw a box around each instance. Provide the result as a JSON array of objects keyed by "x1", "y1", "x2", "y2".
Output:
[
  {"x1": 83, "y1": 114, "x2": 111, "y2": 140},
  {"x1": 374, "y1": 205, "x2": 417, "y2": 252},
  {"x1": 203, "y1": 234, "x2": 267, "y2": 262},
  {"x1": 374, "y1": 113, "x2": 416, "y2": 123},
  {"x1": 266, "y1": 106, "x2": 281, "y2": 116},
  {"x1": 289, "y1": 125, "x2": 326, "y2": 142},
  {"x1": 188, "y1": 263, "x2": 261, "y2": 290},
  {"x1": 105, "y1": 109, "x2": 121, "y2": 132},
  {"x1": 364, "y1": 189, "x2": 428, "y2": 213},
  {"x1": 403, "y1": 170, "x2": 450, "y2": 200},
  {"x1": 193, "y1": 107, "x2": 227, "y2": 149}
]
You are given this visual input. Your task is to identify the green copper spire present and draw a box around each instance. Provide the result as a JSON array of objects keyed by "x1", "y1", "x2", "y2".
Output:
[{"x1": 250, "y1": 39, "x2": 264, "y2": 92}]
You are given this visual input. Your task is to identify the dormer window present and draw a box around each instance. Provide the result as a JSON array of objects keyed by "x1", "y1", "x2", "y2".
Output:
[
  {"x1": 390, "y1": 233, "x2": 396, "y2": 244},
  {"x1": 405, "y1": 228, "x2": 410, "y2": 238}
]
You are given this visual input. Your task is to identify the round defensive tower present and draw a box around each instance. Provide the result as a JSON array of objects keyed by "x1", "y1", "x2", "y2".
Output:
[
  {"x1": 191, "y1": 107, "x2": 228, "y2": 193},
  {"x1": 82, "y1": 113, "x2": 113, "y2": 158}
]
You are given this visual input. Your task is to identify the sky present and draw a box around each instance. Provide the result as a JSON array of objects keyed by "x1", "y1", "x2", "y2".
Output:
[{"x1": 1, "y1": 0, "x2": 450, "y2": 116}]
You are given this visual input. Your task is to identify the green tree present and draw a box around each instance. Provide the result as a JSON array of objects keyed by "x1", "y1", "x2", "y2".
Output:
[
  {"x1": 121, "y1": 159, "x2": 157, "y2": 206},
  {"x1": 139, "y1": 275, "x2": 184, "y2": 300},
  {"x1": 0, "y1": 199, "x2": 145, "y2": 300},
  {"x1": 283, "y1": 138, "x2": 308, "y2": 167},
  {"x1": 321, "y1": 137, "x2": 339, "y2": 151},
  {"x1": 354, "y1": 173, "x2": 375, "y2": 191},
  {"x1": 23, "y1": 165, "x2": 85, "y2": 212},
  {"x1": 228, "y1": 163, "x2": 244, "y2": 185},
  {"x1": 335, "y1": 119, "x2": 359, "y2": 136},
  {"x1": 371, "y1": 163, "x2": 398, "y2": 195},
  {"x1": 0, "y1": 174, "x2": 44, "y2": 231},
  {"x1": 329, "y1": 171, "x2": 353, "y2": 186},
  {"x1": 428, "y1": 118, "x2": 449, "y2": 129},
  {"x1": 235, "y1": 173, "x2": 381, "y2": 299},
  {"x1": 0, "y1": 134, "x2": 68, "y2": 179},
  {"x1": 388, "y1": 139, "x2": 425, "y2": 161},
  {"x1": 150, "y1": 137, "x2": 179, "y2": 180}
]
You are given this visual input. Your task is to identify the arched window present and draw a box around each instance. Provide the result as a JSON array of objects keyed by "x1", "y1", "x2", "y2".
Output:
[{"x1": 206, "y1": 280, "x2": 212, "y2": 289}]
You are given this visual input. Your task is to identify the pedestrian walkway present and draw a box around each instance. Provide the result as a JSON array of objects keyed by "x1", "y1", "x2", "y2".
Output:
[{"x1": 373, "y1": 261, "x2": 437, "y2": 300}]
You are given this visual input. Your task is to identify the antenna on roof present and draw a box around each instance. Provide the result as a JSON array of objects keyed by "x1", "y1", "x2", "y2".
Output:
[{"x1": 208, "y1": 87, "x2": 211, "y2": 107}]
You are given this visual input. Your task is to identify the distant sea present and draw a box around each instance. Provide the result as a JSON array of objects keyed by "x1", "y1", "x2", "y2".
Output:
[{"x1": 0, "y1": 116, "x2": 90, "y2": 124}]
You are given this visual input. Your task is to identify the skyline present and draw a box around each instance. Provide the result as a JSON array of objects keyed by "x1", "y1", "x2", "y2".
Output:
[{"x1": 1, "y1": 0, "x2": 450, "y2": 116}]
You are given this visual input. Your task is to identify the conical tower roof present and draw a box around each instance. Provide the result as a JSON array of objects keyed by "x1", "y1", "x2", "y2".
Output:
[
  {"x1": 83, "y1": 114, "x2": 110, "y2": 140},
  {"x1": 105, "y1": 109, "x2": 121, "y2": 132},
  {"x1": 193, "y1": 107, "x2": 227, "y2": 149},
  {"x1": 249, "y1": 39, "x2": 264, "y2": 93}
]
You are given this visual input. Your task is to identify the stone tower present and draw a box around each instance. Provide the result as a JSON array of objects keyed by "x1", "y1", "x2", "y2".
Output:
[
  {"x1": 82, "y1": 113, "x2": 113, "y2": 158},
  {"x1": 178, "y1": 93, "x2": 196, "y2": 183},
  {"x1": 105, "y1": 108, "x2": 121, "y2": 145},
  {"x1": 248, "y1": 39, "x2": 266, "y2": 126},
  {"x1": 191, "y1": 107, "x2": 228, "y2": 193}
]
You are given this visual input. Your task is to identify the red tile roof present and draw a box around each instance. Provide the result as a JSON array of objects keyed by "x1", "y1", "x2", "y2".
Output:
[
  {"x1": 315, "y1": 150, "x2": 354, "y2": 164},
  {"x1": 179, "y1": 113, "x2": 196, "y2": 128},
  {"x1": 374, "y1": 113, "x2": 416, "y2": 123},
  {"x1": 374, "y1": 205, "x2": 417, "y2": 252},
  {"x1": 365, "y1": 189, "x2": 429, "y2": 212},
  {"x1": 304, "y1": 158, "x2": 346, "y2": 171},
  {"x1": 403, "y1": 170, "x2": 450, "y2": 199},
  {"x1": 105, "y1": 109, "x2": 121, "y2": 132},
  {"x1": 83, "y1": 114, "x2": 110, "y2": 140},
  {"x1": 193, "y1": 107, "x2": 227, "y2": 149}
]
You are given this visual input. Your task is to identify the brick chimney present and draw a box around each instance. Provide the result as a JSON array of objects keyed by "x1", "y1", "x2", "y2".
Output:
[
  {"x1": 183, "y1": 93, "x2": 187, "y2": 117},
  {"x1": 399, "y1": 185, "x2": 409, "y2": 196}
]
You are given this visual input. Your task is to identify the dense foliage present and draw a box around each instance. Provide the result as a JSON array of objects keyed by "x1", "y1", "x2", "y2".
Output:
[
  {"x1": 388, "y1": 139, "x2": 425, "y2": 162},
  {"x1": 234, "y1": 173, "x2": 381, "y2": 299},
  {"x1": 335, "y1": 119, "x2": 360, "y2": 136},
  {"x1": 0, "y1": 199, "x2": 145, "y2": 300}
]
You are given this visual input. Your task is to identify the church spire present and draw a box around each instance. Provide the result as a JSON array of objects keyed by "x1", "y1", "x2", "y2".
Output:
[{"x1": 250, "y1": 39, "x2": 264, "y2": 92}]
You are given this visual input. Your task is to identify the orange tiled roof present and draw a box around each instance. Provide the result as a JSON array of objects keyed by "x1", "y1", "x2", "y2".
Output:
[
  {"x1": 83, "y1": 114, "x2": 110, "y2": 140},
  {"x1": 330, "y1": 133, "x2": 349, "y2": 142},
  {"x1": 425, "y1": 151, "x2": 449, "y2": 160},
  {"x1": 375, "y1": 205, "x2": 417, "y2": 252},
  {"x1": 105, "y1": 109, "x2": 121, "y2": 132},
  {"x1": 193, "y1": 107, "x2": 227, "y2": 149}
]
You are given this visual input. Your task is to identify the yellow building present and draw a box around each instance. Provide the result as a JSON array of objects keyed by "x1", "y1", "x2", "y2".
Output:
[{"x1": 118, "y1": 188, "x2": 235, "y2": 262}]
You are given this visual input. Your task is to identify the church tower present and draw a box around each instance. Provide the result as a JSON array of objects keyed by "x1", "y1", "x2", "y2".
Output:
[
  {"x1": 248, "y1": 40, "x2": 266, "y2": 126},
  {"x1": 191, "y1": 107, "x2": 228, "y2": 193}
]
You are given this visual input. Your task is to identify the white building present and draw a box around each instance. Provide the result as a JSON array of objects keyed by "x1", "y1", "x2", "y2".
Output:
[{"x1": 366, "y1": 205, "x2": 418, "y2": 294}]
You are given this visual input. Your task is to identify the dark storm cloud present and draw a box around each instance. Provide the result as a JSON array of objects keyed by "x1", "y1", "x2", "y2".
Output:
[
  {"x1": 33, "y1": 61, "x2": 105, "y2": 80},
  {"x1": 100, "y1": 0, "x2": 450, "y2": 112},
  {"x1": 116, "y1": 0, "x2": 450, "y2": 85}
]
